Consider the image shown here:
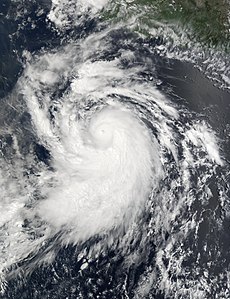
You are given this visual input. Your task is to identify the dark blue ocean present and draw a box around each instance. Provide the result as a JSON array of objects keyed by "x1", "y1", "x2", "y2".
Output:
[{"x1": 0, "y1": 1, "x2": 230, "y2": 298}]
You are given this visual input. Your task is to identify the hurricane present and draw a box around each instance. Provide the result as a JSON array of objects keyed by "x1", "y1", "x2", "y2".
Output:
[{"x1": 0, "y1": 0, "x2": 230, "y2": 298}]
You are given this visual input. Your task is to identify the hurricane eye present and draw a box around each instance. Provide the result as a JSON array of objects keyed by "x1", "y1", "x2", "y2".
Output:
[
  {"x1": 1, "y1": 1, "x2": 227, "y2": 296},
  {"x1": 89, "y1": 122, "x2": 114, "y2": 149}
]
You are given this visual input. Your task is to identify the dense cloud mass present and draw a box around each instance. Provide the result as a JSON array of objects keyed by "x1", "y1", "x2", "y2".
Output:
[{"x1": 0, "y1": 1, "x2": 229, "y2": 298}]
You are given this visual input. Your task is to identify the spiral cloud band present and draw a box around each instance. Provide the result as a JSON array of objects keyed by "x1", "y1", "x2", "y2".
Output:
[
  {"x1": 0, "y1": 23, "x2": 225, "y2": 296},
  {"x1": 37, "y1": 105, "x2": 161, "y2": 242}
]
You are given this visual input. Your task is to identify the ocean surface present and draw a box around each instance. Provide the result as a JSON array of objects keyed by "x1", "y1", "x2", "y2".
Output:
[{"x1": 0, "y1": 1, "x2": 230, "y2": 298}]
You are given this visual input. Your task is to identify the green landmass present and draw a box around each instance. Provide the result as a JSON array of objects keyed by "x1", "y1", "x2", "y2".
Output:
[{"x1": 103, "y1": 0, "x2": 230, "y2": 51}]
